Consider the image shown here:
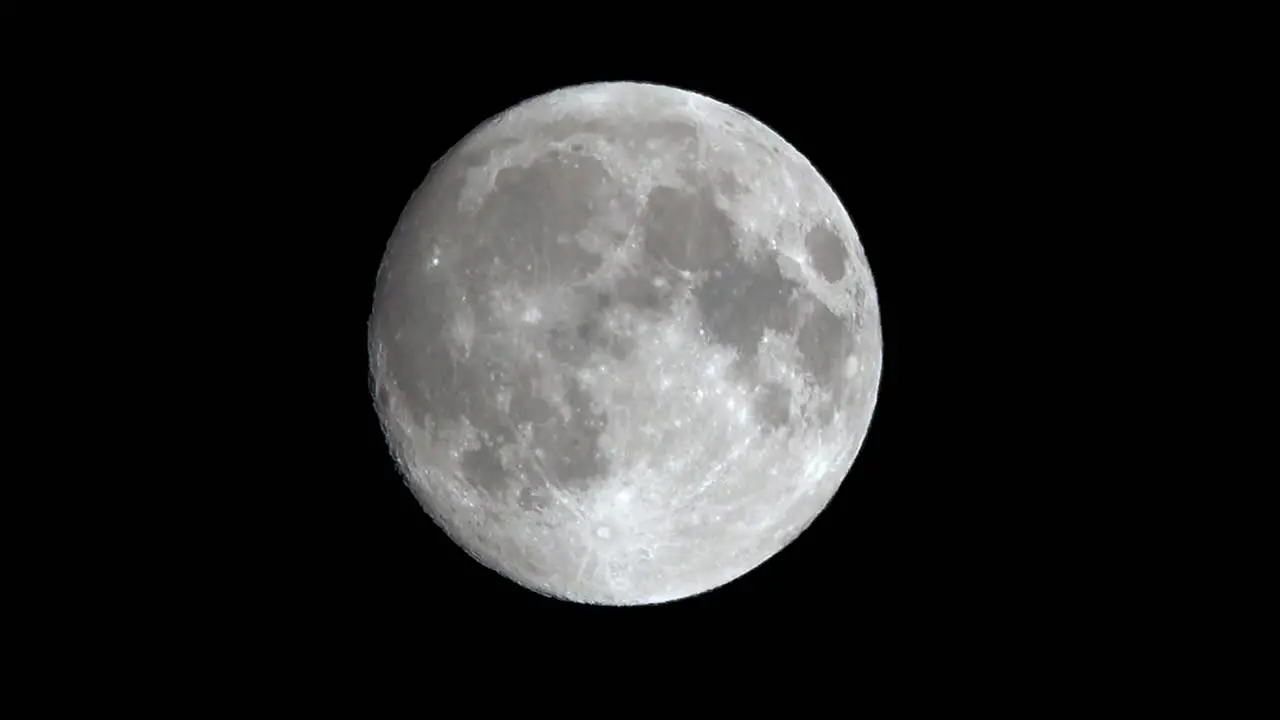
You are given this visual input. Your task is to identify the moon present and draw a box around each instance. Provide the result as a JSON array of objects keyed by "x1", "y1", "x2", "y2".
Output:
[{"x1": 368, "y1": 81, "x2": 881, "y2": 605}]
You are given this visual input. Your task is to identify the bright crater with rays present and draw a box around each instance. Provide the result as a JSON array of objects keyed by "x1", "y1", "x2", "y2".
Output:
[{"x1": 369, "y1": 81, "x2": 882, "y2": 604}]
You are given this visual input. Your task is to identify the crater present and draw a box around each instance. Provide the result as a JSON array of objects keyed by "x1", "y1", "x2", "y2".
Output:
[
  {"x1": 642, "y1": 185, "x2": 738, "y2": 271},
  {"x1": 693, "y1": 252, "x2": 800, "y2": 366},
  {"x1": 804, "y1": 224, "x2": 849, "y2": 282}
]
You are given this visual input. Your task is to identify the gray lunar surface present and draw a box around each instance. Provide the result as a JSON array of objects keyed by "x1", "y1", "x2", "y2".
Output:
[{"x1": 368, "y1": 81, "x2": 881, "y2": 605}]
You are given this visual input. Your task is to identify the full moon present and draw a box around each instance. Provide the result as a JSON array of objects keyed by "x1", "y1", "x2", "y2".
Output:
[{"x1": 369, "y1": 81, "x2": 881, "y2": 605}]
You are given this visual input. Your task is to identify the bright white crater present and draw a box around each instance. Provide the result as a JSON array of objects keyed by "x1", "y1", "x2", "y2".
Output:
[{"x1": 369, "y1": 81, "x2": 882, "y2": 605}]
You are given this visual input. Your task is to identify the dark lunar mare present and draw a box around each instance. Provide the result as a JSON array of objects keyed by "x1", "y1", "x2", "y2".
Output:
[
  {"x1": 376, "y1": 147, "x2": 638, "y2": 499},
  {"x1": 804, "y1": 224, "x2": 849, "y2": 282},
  {"x1": 637, "y1": 183, "x2": 858, "y2": 418}
]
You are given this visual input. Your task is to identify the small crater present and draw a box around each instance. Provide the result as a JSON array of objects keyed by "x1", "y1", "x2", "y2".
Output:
[{"x1": 804, "y1": 224, "x2": 849, "y2": 282}]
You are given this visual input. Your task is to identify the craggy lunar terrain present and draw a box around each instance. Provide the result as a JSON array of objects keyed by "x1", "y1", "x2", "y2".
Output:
[{"x1": 369, "y1": 82, "x2": 881, "y2": 605}]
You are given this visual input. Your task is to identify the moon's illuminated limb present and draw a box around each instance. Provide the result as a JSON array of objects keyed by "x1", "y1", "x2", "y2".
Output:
[{"x1": 369, "y1": 82, "x2": 881, "y2": 605}]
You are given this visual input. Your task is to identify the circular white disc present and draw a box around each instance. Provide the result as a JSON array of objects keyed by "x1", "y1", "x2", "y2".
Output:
[{"x1": 369, "y1": 81, "x2": 882, "y2": 605}]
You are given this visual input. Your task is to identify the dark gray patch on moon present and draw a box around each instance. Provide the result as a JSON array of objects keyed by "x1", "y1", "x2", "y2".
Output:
[
  {"x1": 796, "y1": 300, "x2": 853, "y2": 402},
  {"x1": 804, "y1": 225, "x2": 849, "y2": 282},
  {"x1": 583, "y1": 318, "x2": 635, "y2": 361},
  {"x1": 468, "y1": 151, "x2": 613, "y2": 287},
  {"x1": 547, "y1": 291, "x2": 636, "y2": 365},
  {"x1": 754, "y1": 382, "x2": 793, "y2": 429},
  {"x1": 612, "y1": 270, "x2": 677, "y2": 314},
  {"x1": 510, "y1": 392, "x2": 554, "y2": 425},
  {"x1": 517, "y1": 486, "x2": 548, "y2": 512},
  {"x1": 714, "y1": 168, "x2": 748, "y2": 198},
  {"x1": 642, "y1": 186, "x2": 737, "y2": 271},
  {"x1": 444, "y1": 353, "x2": 614, "y2": 496},
  {"x1": 378, "y1": 255, "x2": 620, "y2": 497},
  {"x1": 530, "y1": 375, "x2": 608, "y2": 490},
  {"x1": 694, "y1": 253, "x2": 799, "y2": 366},
  {"x1": 374, "y1": 240, "x2": 457, "y2": 428},
  {"x1": 546, "y1": 324, "x2": 589, "y2": 366},
  {"x1": 391, "y1": 157, "x2": 470, "y2": 244},
  {"x1": 461, "y1": 442, "x2": 509, "y2": 494},
  {"x1": 380, "y1": 144, "x2": 644, "y2": 499}
]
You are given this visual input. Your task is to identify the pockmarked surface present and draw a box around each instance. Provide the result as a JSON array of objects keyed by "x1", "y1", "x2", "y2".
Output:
[{"x1": 369, "y1": 82, "x2": 882, "y2": 604}]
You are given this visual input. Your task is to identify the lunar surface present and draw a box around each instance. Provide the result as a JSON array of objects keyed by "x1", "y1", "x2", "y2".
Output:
[{"x1": 368, "y1": 81, "x2": 881, "y2": 605}]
